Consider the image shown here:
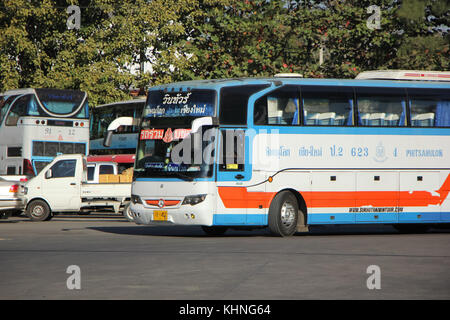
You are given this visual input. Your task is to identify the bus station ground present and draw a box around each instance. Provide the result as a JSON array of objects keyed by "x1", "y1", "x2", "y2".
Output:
[{"x1": 0, "y1": 213, "x2": 449, "y2": 300}]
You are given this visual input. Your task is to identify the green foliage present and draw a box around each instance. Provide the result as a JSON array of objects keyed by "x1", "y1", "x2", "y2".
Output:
[{"x1": 0, "y1": 0, "x2": 448, "y2": 106}]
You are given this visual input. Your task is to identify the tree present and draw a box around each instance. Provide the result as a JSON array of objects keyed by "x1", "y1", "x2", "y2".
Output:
[
  {"x1": 0, "y1": 0, "x2": 196, "y2": 105},
  {"x1": 1, "y1": 0, "x2": 448, "y2": 106},
  {"x1": 172, "y1": 0, "x2": 449, "y2": 80}
]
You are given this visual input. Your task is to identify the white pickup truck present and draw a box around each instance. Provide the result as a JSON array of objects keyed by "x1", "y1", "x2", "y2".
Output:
[{"x1": 24, "y1": 154, "x2": 132, "y2": 221}]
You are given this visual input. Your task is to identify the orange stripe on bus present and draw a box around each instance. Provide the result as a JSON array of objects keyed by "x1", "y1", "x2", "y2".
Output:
[{"x1": 218, "y1": 174, "x2": 450, "y2": 209}]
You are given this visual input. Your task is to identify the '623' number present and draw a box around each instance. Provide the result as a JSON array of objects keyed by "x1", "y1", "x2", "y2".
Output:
[{"x1": 351, "y1": 147, "x2": 368, "y2": 157}]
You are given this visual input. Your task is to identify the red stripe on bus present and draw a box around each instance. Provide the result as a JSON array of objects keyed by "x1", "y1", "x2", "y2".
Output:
[{"x1": 218, "y1": 174, "x2": 450, "y2": 209}]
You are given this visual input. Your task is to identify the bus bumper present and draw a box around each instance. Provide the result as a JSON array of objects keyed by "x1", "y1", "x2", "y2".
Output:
[{"x1": 129, "y1": 194, "x2": 215, "y2": 226}]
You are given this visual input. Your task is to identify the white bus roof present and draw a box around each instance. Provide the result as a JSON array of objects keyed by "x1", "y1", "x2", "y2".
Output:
[
  {"x1": 0, "y1": 88, "x2": 36, "y2": 95},
  {"x1": 356, "y1": 70, "x2": 450, "y2": 81}
]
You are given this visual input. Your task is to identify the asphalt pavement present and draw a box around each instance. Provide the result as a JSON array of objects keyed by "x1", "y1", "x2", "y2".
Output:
[{"x1": 1, "y1": 213, "x2": 449, "y2": 300}]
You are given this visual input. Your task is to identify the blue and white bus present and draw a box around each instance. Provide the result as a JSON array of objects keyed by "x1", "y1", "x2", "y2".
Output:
[
  {"x1": 89, "y1": 98, "x2": 145, "y2": 156},
  {"x1": 0, "y1": 88, "x2": 89, "y2": 176},
  {"x1": 108, "y1": 72, "x2": 450, "y2": 236}
]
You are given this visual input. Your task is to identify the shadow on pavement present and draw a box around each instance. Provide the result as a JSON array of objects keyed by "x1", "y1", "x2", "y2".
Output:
[
  {"x1": 86, "y1": 223, "x2": 450, "y2": 238},
  {"x1": 87, "y1": 225, "x2": 272, "y2": 237}
]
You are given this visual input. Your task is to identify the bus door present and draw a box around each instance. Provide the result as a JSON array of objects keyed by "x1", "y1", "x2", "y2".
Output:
[{"x1": 216, "y1": 128, "x2": 250, "y2": 225}]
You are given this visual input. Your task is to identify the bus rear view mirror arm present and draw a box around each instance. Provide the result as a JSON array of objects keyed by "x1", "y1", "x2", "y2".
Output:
[{"x1": 103, "y1": 117, "x2": 140, "y2": 147}]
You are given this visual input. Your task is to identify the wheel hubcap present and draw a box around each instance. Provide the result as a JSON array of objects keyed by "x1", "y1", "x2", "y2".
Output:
[
  {"x1": 32, "y1": 205, "x2": 44, "y2": 217},
  {"x1": 280, "y1": 201, "x2": 296, "y2": 227}
]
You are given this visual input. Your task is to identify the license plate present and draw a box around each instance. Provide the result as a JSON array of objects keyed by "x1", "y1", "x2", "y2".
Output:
[{"x1": 153, "y1": 210, "x2": 168, "y2": 221}]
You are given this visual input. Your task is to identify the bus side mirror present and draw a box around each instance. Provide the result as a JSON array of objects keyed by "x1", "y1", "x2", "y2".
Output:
[
  {"x1": 191, "y1": 117, "x2": 218, "y2": 133},
  {"x1": 103, "y1": 116, "x2": 137, "y2": 147},
  {"x1": 45, "y1": 169, "x2": 52, "y2": 179},
  {"x1": 103, "y1": 130, "x2": 113, "y2": 147}
]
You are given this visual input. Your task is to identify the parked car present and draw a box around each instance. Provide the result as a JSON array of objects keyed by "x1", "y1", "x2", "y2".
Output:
[{"x1": 0, "y1": 177, "x2": 26, "y2": 219}]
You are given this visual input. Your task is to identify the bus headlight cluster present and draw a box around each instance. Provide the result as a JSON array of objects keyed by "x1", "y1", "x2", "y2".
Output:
[
  {"x1": 131, "y1": 194, "x2": 143, "y2": 205},
  {"x1": 182, "y1": 194, "x2": 207, "y2": 206}
]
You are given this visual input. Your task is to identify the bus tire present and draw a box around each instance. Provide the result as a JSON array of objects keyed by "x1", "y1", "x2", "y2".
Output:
[
  {"x1": 268, "y1": 191, "x2": 298, "y2": 237},
  {"x1": 123, "y1": 203, "x2": 134, "y2": 222},
  {"x1": 27, "y1": 200, "x2": 52, "y2": 221},
  {"x1": 201, "y1": 226, "x2": 228, "y2": 236}
]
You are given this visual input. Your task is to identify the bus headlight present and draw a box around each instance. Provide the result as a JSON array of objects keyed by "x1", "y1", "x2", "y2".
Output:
[
  {"x1": 131, "y1": 194, "x2": 143, "y2": 205},
  {"x1": 182, "y1": 194, "x2": 207, "y2": 206}
]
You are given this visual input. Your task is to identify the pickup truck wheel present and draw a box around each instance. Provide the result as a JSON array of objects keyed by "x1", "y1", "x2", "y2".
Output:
[
  {"x1": 27, "y1": 200, "x2": 52, "y2": 221},
  {"x1": 123, "y1": 203, "x2": 134, "y2": 222}
]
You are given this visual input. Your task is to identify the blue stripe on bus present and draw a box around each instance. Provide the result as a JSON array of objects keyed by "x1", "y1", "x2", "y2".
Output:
[
  {"x1": 308, "y1": 212, "x2": 450, "y2": 224},
  {"x1": 213, "y1": 214, "x2": 267, "y2": 225},
  {"x1": 213, "y1": 212, "x2": 450, "y2": 226}
]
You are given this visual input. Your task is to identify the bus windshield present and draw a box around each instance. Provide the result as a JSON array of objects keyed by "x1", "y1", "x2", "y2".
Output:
[
  {"x1": 135, "y1": 89, "x2": 217, "y2": 179},
  {"x1": 35, "y1": 88, "x2": 87, "y2": 118}
]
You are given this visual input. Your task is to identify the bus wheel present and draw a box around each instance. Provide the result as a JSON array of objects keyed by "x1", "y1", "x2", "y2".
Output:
[
  {"x1": 27, "y1": 200, "x2": 52, "y2": 221},
  {"x1": 393, "y1": 224, "x2": 429, "y2": 234},
  {"x1": 123, "y1": 203, "x2": 134, "y2": 222},
  {"x1": 201, "y1": 226, "x2": 228, "y2": 236},
  {"x1": 268, "y1": 191, "x2": 298, "y2": 237}
]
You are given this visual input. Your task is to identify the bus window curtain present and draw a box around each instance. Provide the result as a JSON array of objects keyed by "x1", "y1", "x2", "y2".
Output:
[
  {"x1": 27, "y1": 96, "x2": 39, "y2": 116},
  {"x1": 291, "y1": 99, "x2": 299, "y2": 125},
  {"x1": 302, "y1": 99, "x2": 307, "y2": 125},
  {"x1": 399, "y1": 101, "x2": 406, "y2": 126},
  {"x1": 435, "y1": 101, "x2": 450, "y2": 127},
  {"x1": 347, "y1": 99, "x2": 353, "y2": 126}
]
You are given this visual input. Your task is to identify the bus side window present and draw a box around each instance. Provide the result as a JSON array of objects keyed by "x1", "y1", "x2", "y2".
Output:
[
  {"x1": 355, "y1": 87, "x2": 407, "y2": 127},
  {"x1": 408, "y1": 89, "x2": 450, "y2": 127},
  {"x1": 301, "y1": 86, "x2": 354, "y2": 126},
  {"x1": 5, "y1": 95, "x2": 31, "y2": 126},
  {"x1": 220, "y1": 85, "x2": 270, "y2": 125},
  {"x1": 253, "y1": 85, "x2": 300, "y2": 125}
]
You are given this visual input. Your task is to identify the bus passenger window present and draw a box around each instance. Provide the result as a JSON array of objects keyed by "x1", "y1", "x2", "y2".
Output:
[
  {"x1": 253, "y1": 85, "x2": 300, "y2": 125},
  {"x1": 409, "y1": 89, "x2": 450, "y2": 127},
  {"x1": 301, "y1": 86, "x2": 353, "y2": 126},
  {"x1": 356, "y1": 88, "x2": 406, "y2": 127}
]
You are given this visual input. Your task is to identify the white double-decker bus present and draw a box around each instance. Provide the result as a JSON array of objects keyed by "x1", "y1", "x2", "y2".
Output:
[
  {"x1": 108, "y1": 72, "x2": 450, "y2": 236},
  {"x1": 0, "y1": 88, "x2": 89, "y2": 176}
]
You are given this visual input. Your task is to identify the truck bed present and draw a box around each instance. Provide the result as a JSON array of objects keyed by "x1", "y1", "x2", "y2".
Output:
[{"x1": 81, "y1": 182, "x2": 131, "y2": 200}]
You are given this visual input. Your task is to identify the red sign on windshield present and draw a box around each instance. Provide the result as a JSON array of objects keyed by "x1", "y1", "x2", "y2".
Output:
[
  {"x1": 140, "y1": 128, "x2": 191, "y2": 141},
  {"x1": 140, "y1": 129, "x2": 164, "y2": 140}
]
